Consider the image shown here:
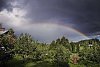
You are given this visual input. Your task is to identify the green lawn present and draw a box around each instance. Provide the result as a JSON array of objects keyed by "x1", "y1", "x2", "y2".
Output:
[
  {"x1": 6, "y1": 59, "x2": 85, "y2": 67},
  {"x1": 4, "y1": 55, "x2": 99, "y2": 67},
  {"x1": 7, "y1": 60, "x2": 55, "y2": 67},
  {"x1": 69, "y1": 63, "x2": 85, "y2": 67}
]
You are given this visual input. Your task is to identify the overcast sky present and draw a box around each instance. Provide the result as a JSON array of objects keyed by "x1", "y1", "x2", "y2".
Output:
[{"x1": 0, "y1": 0, "x2": 100, "y2": 42}]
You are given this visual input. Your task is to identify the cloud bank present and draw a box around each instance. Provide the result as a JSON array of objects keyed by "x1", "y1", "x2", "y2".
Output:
[{"x1": 0, "y1": 0, "x2": 100, "y2": 42}]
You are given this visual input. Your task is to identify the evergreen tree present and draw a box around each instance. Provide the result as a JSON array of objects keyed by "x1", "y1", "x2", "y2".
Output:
[
  {"x1": 70, "y1": 42, "x2": 75, "y2": 52},
  {"x1": 14, "y1": 33, "x2": 37, "y2": 60},
  {"x1": 76, "y1": 43, "x2": 80, "y2": 52}
]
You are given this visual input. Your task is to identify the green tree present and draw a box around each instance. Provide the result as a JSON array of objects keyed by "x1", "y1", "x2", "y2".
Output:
[
  {"x1": 70, "y1": 42, "x2": 75, "y2": 52},
  {"x1": 76, "y1": 43, "x2": 80, "y2": 52},
  {"x1": 1, "y1": 28, "x2": 16, "y2": 50},
  {"x1": 33, "y1": 43, "x2": 49, "y2": 61},
  {"x1": 50, "y1": 40, "x2": 56, "y2": 49},
  {"x1": 14, "y1": 33, "x2": 37, "y2": 60},
  {"x1": 54, "y1": 45, "x2": 71, "y2": 67},
  {"x1": 56, "y1": 36, "x2": 71, "y2": 51},
  {"x1": 79, "y1": 45, "x2": 100, "y2": 67},
  {"x1": 0, "y1": 29, "x2": 15, "y2": 65}
]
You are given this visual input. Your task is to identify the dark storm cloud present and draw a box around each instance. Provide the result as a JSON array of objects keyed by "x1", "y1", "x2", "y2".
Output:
[
  {"x1": 1, "y1": 0, "x2": 98, "y2": 42},
  {"x1": 0, "y1": 0, "x2": 13, "y2": 12},
  {"x1": 24, "y1": 0, "x2": 100, "y2": 35}
]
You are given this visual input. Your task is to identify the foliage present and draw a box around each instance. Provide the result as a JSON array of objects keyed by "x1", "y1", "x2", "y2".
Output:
[
  {"x1": 14, "y1": 33, "x2": 37, "y2": 59},
  {"x1": 50, "y1": 40, "x2": 71, "y2": 66},
  {"x1": 54, "y1": 45, "x2": 71, "y2": 65},
  {"x1": 70, "y1": 42, "x2": 75, "y2": 52},
  {"x1": 0, "y1": 28, "x2": 100, "y2": 67},
  {"x1": 1, "y1": 28, "x2": 16, "y2": 50},
  {"x1": 79, "y1": 46, "x2": 100, "y2": 67},
  {"x1": 0, "y1": 28, "x2": 15, "y2": 66}
]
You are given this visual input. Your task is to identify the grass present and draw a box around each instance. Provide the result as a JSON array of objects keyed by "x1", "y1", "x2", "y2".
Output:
[
  {"x1": 69, "y1": 63, "x2": 85, "y2": 67},
  {"x1": 2, "y1": 55, "x2": 99, "y2": 67},
  {"x1": 6, "y1": 59, "x2": 85, "y2": 67},
  {"x1": 25, "y1": 61, "x2": 54, "y2": 67},
  {"x1": 4, "y1": 58, "x2": 85, "y2": 67},
  {"x1": 6, "y1": 60, "x2": 55, "y2": 67},
  {"x1": 4, "y1": 55, "x2": 55, "y2": 67},
  {"x1": 5, "y1": 55, "x2": 70, "y2": 67}
]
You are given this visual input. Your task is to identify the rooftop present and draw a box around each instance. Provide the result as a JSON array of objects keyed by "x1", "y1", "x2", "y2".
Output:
[{"x1": 0, "y1": 24, "x2": 7, "y2": 35}]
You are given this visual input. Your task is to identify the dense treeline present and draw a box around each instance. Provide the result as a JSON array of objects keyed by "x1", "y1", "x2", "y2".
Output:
[{"x1": 0, "y1": 29, "x2": 100, "y2": 67}]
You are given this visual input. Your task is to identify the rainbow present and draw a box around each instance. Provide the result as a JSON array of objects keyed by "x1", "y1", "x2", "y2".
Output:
[
  {"x1": 36, "y1": 22, "x2": 90, "y2": 41},
  {"x1": 60, "y1": 24, "x2": 89, "y2": 38},
  {"x1": 57, "y1": 23, "x2": 90, "y2": 41}
]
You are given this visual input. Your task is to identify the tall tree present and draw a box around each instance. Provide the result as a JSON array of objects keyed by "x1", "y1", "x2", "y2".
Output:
[
  {"x1": 70, "y1": 42, "x2": 75, "y2": 52},
  {"x1": 14, "y1": 33, "x2": 37, "y2": 60},
  {"x1": 1, "y1": 28, "x2": 16, "y2": 50}
]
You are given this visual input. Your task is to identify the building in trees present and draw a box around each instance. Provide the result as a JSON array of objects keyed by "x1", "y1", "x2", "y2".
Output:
[
  {"x1": 0, "y1": 24, "x2": 15, "y2": 50},
  {"x1": 0, "y1": 24, "x2": 7, "y2": 50},
  {"x1": 0, "y1": 24, "x2": 8, "y2": 35}
]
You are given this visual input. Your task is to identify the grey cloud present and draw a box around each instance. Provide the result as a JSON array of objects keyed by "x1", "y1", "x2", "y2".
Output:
[
  {"x1": 23, "y1": 0, "x2": 100, "y2": 35},
  {"x1": 14, "y1": 23, "x2": 89, "y2": 43},
  {"x1": 1, "y1": 0, "x2": 100, "y2": 42},
  {"x1": 1, "y1": 0, "x2": 100, "y2": 35},
  {"x1": 0, "y1": 0, "x2": 13, "y2": 12}
]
